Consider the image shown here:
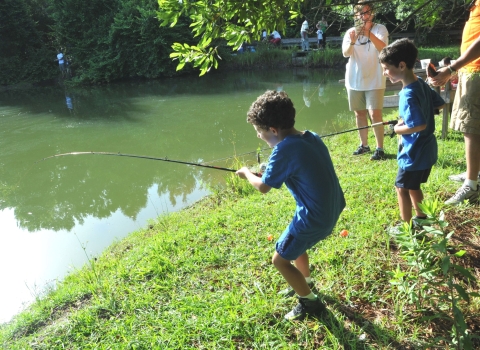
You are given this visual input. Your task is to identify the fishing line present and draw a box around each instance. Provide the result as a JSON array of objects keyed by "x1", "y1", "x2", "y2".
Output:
[
  {"x1": 202, "y1": 147, "x2": 268, "y2": 165},
  {"x1": 204, "y1": 120, "x2": 399, "y2": 163}
]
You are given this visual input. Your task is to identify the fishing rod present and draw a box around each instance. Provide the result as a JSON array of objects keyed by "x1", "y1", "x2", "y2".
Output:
[
  {"x1": 37, "y1": 152, "x2": 262, "y2": 176},
  {"x1": 319, "y1": 120, "x2": 398, "y2": 138},
  {"x1": 39, "y1": 121, "x2": 398, "y2": 174},
  {"x1": 206, "y1": 120, "x2": 400, "y2": 163}
]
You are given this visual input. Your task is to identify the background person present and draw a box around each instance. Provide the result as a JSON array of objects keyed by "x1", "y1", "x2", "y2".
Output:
[
  {"x1": 270, "y1": 30, "x2": 282, "y2": 46},
  {"x1": 379, "y1": 39, "x2": 445, "y2": 227},
  {"x1": 342, "y1": 2, "x2": 389, "y2": 160},
  {"x1": 55, "y1": 50, "x2": 65, "y2": 76},
  {"x1": 301, "y1": 17, "x2": 310, "y2": 51},
  {"x1": 261, "y1": 29, "x2": 267, "y2": 41},
  {"x1": 236, "y1": 90, "x2": 345, "y2": 321},
  {"x1": 316, "y1": 28, "x2": 324, "y2": 49},
  {"x1": 317, "y1": 16, "x2": 328, "y2": 49},
  {"x1": 430, "y1": 1, "x2": 480, "y2": 205}
]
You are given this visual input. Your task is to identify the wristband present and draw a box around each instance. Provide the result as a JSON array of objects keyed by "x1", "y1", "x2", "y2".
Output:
[{"x1": 447, "y1": 65, "x2": 457, "y2": 75}]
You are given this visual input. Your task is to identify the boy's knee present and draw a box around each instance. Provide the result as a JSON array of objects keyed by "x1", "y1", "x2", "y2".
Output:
[
  {"x1": 271, "y1": 253, "x2": 279, "y2": 266},
  {"x1": 272, "y1": 252, "x2": 287, "y2": 268}
]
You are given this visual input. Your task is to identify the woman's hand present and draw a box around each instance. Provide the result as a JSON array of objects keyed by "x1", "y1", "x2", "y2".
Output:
[{"x1": 349, "y1": 29, "x2": 357, "y2": 44}]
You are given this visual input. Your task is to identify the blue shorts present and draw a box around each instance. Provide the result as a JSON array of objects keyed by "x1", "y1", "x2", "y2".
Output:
[
  {"x1": 395, "y1": 167, "x2": 432, "y2": 191},
  {"x1": 275, "y1": 230, "x2": 320, "y2": 261}
]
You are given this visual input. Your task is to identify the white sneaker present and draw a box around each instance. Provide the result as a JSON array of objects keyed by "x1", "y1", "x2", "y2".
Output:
[
  {"x1": 448, "y1": 171, "x2": 480, "y2": 182},
  {"x1": 444, "y1": 184, "x2": 479, "y2": 205}
]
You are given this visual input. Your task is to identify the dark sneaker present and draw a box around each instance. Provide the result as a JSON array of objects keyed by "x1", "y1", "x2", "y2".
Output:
[
  {"x1": 445, "y1": 184, "x2": 479, "y2": 205},
  {"x1": 278, "y1": 282, "x2": 314, "y2": 298},
  {"x1": 412, "y1": 216, "x2": 427, "y2": 230},
  {"x1": 370, "y1": 149, "x2": 385, "y2": 160},
  {"x1": 352, "y1": 145, "x2": 371, "y2": 155},
  {"x1": 284, "y1": 297, "x2": 327, "y2": 321}
]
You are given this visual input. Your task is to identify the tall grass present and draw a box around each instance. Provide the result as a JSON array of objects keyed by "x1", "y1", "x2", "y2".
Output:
[{"x1": 225, "y1": 45, "x2": 461, "y2": 70}]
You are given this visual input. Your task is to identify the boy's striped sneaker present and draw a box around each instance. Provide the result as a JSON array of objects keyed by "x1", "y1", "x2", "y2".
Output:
[
  {"x1": 284, "y1": 296, "x2": 327, "y2": 321},
  {"x1": 445, "y1": 184, "x2": 479, "y2": 205}
]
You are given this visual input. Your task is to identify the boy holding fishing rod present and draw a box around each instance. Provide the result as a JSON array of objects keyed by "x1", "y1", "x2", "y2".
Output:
[
  {"x1": 378, "y1": 39, "x2": 445, "y2": 229},
  {"x1": 236, "y1": 90, "x2": 345, "y2": 321}
]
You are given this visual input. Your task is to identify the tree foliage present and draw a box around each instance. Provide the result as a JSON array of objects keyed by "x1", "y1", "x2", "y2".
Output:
[
  {"x1": 0, "y1": 0, "x2": 56, "y2": 85},
  {"x1": 49, "y1": 0, "x2": 195, "y2": 83},
  {"x1": 158, "y1": 0, "x2": 472, "y2": 75},
  {"x1": 1, "y1": 0, "x2": 196, "y2": 85}
]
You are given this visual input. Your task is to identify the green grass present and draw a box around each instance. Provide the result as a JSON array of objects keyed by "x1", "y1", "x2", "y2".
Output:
[
  {"x1": 1, "y1": 112, "x2": 479, "y2": 349},
  {"x1": 224, "y1": 45, "x2": 460, "y2": 70}
]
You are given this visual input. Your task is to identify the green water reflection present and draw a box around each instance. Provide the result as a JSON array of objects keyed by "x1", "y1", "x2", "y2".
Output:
[{"x1": 1, "y1": 68, "x2": 350, "y2": 232}]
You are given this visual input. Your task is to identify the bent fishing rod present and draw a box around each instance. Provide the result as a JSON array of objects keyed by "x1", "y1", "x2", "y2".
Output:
[
  {"x1": 37, "y1": 152, "x2": 262, "y2": 176},
  {"x1": 38, "y1": 121, "x2": 398, "y2": 172}
]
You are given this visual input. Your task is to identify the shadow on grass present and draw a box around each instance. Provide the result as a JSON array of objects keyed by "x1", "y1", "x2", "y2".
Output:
[{"x1": 316, "y1": 292, "x2": 417, "y2": 349}]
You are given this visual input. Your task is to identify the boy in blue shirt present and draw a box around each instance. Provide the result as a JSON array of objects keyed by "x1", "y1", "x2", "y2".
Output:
[
  {"x1": 378, "y1": 39, "x2": 445, "y2": 226},
  {"x1": 236, "y1": 90, "x2": 345, "y2": 321}
]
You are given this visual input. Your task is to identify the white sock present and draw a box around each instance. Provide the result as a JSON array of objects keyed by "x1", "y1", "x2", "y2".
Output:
[
  {"x1": 299, "y1": 292, "x2": 317, "y2": 300},
  {"x1": 305, "y1": 276, "x2": 312, "y2": 284},
  {"x1": 464, "y1": 179, "x2": 478, "y2": 190}
]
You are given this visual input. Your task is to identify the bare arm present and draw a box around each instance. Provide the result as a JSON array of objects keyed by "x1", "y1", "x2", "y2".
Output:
[
  {"x1": 431, "y1": 35, "x2": 480, "y2": 86},
  {"x1": 342, "y1": 29, "x2": 356, "y2": 57},
  {"x1": 236, "y1": 167, "x2": 271, "y2": 194},
  {"x1": 364, "y1": 22, "x2": 387, "y2": 52},
  {"x1": 394, "y1": 120, "x2": 426, "y2": 135}
]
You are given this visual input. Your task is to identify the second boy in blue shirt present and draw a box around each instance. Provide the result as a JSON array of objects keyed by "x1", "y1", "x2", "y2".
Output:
[{"x1": 379, "y1": 39, "x2": 445, "y2": 226}]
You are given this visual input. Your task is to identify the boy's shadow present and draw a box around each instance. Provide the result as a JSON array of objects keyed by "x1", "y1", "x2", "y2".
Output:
[{"x1": 310, "y1": 292, "x2": 415, "y2": 349}]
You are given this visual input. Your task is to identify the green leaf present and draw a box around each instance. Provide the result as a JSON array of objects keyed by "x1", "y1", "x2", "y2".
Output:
[
  {"x1": 453, "y1": 283, "x2": 470, "y2": 302},
  {"x1": 454, "y1": 250, "x2": 466, "y2": 257},
  {"x1": 452, "y1": 264, "x2": 477, "y2": 281},
  {"x1": 176, "y1": 61, "x2": 186, "y2": 71}
]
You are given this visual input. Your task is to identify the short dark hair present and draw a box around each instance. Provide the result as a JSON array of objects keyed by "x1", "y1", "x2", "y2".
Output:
[
  {"x1": 246, "y1": 90, "x2": 295, "y2": 130},
  {"x1": 378, "y1": 38, "x2": 418, "y2": 69}
]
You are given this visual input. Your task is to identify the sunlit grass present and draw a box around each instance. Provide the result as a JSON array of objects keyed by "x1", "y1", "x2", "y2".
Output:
[{"x1": 1, "y1": 114, "x2": 478, "y2": 349}]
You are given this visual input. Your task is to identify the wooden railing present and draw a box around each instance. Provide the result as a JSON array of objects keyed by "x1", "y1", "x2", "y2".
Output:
[{"x1": 279, "y1": 30, "x2": 462, "y2": 49}]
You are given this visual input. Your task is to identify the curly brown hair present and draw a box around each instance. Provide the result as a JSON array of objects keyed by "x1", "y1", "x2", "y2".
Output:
[{"x1": 246, "y1": 90, "x2": 296, "y2": 130}]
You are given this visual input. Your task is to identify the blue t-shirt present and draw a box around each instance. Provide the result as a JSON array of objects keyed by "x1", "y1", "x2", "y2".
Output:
[
  {"x1": 398, "y1": 77, "x2": 445, "y2": 171},
  {"x1": 262, "y1": 131, "x2": 345, "y2": 240}
]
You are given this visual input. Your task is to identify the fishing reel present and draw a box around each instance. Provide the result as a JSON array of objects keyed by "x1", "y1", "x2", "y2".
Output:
[{"x1": 385, "y1": 119, "x2": 399, "y2": 138}]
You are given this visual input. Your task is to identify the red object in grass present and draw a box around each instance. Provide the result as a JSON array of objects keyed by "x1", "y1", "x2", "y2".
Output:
[
  {"x1": 340, "y1": 229, "x2": 349, "y2": 237},
  {"x1": 267, "y1": 234, "x2": 274, "y2": 241}
]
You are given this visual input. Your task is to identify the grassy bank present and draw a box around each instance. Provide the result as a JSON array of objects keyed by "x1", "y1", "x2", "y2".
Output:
[
  {"x1": 1, "y1": 111, "x2": 479, "y2": 349},
  {"x1": 222, "y1": 44, "x2": 461, "y2": 70}
]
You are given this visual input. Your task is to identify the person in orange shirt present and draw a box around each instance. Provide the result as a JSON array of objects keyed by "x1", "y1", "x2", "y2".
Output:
[{"x1": 430, "y1": 0, "x2": 480, "y2": 205}]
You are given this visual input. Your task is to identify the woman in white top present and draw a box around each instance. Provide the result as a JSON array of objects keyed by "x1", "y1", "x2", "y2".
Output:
[{"x1": 342, "y1": 2, "x2": 388, "y2": 160}]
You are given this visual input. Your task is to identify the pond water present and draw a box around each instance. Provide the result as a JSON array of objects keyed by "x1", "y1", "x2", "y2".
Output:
[{"x1": 0, "y1": 68, "x2": 352, "y2": 323}]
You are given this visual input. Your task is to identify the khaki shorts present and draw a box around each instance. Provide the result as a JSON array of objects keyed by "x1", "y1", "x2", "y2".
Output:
[
  {"x1": 451, "y1": 72, "x2": 480, "y2": 135},
  {"x1": 347, "y1": 88, "x2": 385, "y2": 111}
]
